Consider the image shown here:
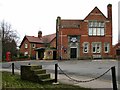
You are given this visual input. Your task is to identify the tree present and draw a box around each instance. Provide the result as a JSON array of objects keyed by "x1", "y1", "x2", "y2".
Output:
[{"x1": 1, "y1": 20, "x2": 19, "y2": 60}]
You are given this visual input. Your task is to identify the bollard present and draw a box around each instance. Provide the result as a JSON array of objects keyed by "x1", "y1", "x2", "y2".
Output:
[
  {"x1": 12, "y1": 63, "x2": 14, "y2": 75},
  {"x1": 55, "y1": 64, "x2": 58, "y2": 83},
  {"x1": 111, "y1": 66, "x2": 117, "y2": 90}
]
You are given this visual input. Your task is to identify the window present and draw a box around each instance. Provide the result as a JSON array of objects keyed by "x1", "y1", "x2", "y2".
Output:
[
  {"x1": 25, "y1": 43, "x2": 28, "y2": 49},
  {"x1": 101, "y1": 28, "x2": 105, "y2": 36},
  {"x1": 97, "y1": 28, "x2": 101, "y2": 36},
  {"x1": 92, "y1": 43, "x2": 101, "y2": 53},
  {"x1": 88, "y1": 21, "x2": 105, "y2": 36},
  {"x1": 93, "y1": 28, "x2": 96, "y2": 36},
  {"x1": 88, "y1": 28, "x2": 92, "y2": 35},
  {"x1": 104, "y1": 43, "x2": 110, "y2": 53},
  {"x1": 83, "y1": 42, "x2": 89, "y2": 53},
  {"x1": 32, "y1": 44, "x2": 36, "y2": 48},
  {"x1": 24, "y1": 52, "x2": 28, "y2": 56}
]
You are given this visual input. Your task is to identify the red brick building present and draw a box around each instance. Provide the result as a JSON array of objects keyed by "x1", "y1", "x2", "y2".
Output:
[
  {"x1": 19, "y1": 31, "x2": 56, "y2": 59},
  {"x1": 56, "y1": 4, "x2": 113, "y2": 59},
  {"x1": 20, "y1": 4, "x2": 113, "y2": 60}
]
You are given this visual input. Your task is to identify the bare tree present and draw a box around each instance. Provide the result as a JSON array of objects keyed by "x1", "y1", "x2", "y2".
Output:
[{"x1": 1, "y1": 20, "x2": 20, "y2": 60}]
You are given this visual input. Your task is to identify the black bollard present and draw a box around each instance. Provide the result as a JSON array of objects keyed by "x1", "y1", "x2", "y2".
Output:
[
  {"x1": 12, "y1": 63, "x2": 14, "y2": 75},
  {"x1": 55, "y1": 64, "x2": 58, "y2": 83},
  {"x1": 111, "y1": 66, "x2": 117, "y2": 90}
]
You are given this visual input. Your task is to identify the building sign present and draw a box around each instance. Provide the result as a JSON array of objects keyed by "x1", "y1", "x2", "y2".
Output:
[{"x1": 70, "y1": 37, "x2": 77, "y2": 43}]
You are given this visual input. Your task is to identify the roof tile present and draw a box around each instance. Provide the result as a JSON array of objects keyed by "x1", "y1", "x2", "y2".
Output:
[{"x1": 26, "y1": 33, "x2": 56, "y2": 43}]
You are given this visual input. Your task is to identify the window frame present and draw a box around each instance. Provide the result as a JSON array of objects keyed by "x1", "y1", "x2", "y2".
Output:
[
  {"x1": 25, "y1": 43, "x2": 28, "y2": 49},
  {"x1": 92, "y1": 42, "x2": 101, "y2": 53},
  {"x1": 32, "y1": 44, "x2": 36, "y2": 48},
  {"x1": 104, "y1": 43, "x2": 110, "y2": 53},
  {"x1": 88, "y1": 21, "x2": 105, "y2": 36},
  {"x1": 24, "y1": 51, "x2": 28, "y2": 56},
  {"x1": 83, "y1": 42, "x2": 89, "y2": 53}
]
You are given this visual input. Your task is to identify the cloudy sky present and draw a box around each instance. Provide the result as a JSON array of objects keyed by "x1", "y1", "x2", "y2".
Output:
[{"x1": 0, "y1": 0, "x2": 119, "y2": 45}]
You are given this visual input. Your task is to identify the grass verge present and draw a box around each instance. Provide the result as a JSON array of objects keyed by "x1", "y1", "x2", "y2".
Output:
[{"x1": 1, "y1": 71, "x2": 91, "y2": 90}]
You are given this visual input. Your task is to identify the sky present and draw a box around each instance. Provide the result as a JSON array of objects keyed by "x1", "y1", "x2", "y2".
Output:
[{"x1": 0, "y1": 0, "x2": 119, "y2": 45}]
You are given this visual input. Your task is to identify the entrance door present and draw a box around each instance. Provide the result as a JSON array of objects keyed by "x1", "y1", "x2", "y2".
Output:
[
  {"x1": 53, "y1": 51, "x2": 57, "y2": 60},
  {"x1": 38, "y1": 49, "x2": 44, "y2": 59},
  {"x1": 70, "y1": 48, "x2": 77, "y2": 58}
]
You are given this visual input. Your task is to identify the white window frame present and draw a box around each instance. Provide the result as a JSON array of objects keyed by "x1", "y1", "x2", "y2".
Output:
[
  {"x1": 24, "y1": 52, "x2": 28, "y2": 56},
  {"x1": 32, "y1": 44, "x2": 36, "y2": 48},
  {"x1": 97, "y1": 28, "x2": 101, "y2": 36},
  {"x1": 104, "y1": 43, "x2": 110, "y2": 53},
  {"x1": 101, "y1": 28, "x2": 105, "y2": 36},
  {"x1": 88, "y1": 21, "x2": 105, "y2": 36},
  {"x1": 92, "y1": 42, "x2": 101, "y2": 53},
  {"x1": 25, "y1": 43, "x2": 28, "y2": 49},
  {"x1": 83, "y1": 42, "x2": 89, "y2": 53},
  {"x1": 88, "y1": 28, "x2": 92, "y2": 36}
]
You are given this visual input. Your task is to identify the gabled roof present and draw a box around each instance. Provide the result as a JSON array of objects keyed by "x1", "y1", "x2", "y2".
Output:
[
  {"x1": 113, "y1": 42, "x2": 120, "y2": 48},
  {"x1": 26, "y1": 36, "x2": 43, "y2": 43},
  {"x1": 20, "y1": 33, "x2": 56, "y2": 47},
  {"x1": 42, "y1": 33, "x2": 56, "y2": 43},
  {"x1": 84, "y1": 6, "x2": 107, "y2": 20}
]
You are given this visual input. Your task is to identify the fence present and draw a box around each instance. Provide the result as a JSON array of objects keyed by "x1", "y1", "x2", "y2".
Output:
[
  {"x1": 55, "y1": 64, "x2": 117, "y2": 90},
  {"x1": 2, "y1": 63, "x2": 20, "y2": 75},
  {"x1": 2, "y1": 63, "x2": 118, "y2": 90}
]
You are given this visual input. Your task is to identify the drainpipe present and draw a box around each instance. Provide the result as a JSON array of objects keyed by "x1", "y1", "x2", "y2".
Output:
[{"x1": 61, "y1": 31, "x2": 62, "y2": 60}]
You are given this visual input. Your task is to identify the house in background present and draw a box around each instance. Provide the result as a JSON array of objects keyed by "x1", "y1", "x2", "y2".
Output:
[
  {"x1": 56, "y1": 4, "x2": 113, "y2": 59},
  {"x1": 113, "y1": 42, "x2": 120, "y2": 58},
  {"x1": 19, "y1": 31, "x2": 56, "y2": 60}
]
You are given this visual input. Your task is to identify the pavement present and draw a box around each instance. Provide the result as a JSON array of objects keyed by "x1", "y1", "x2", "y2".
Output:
[{"x1": 0, "y1": 68, "x2": 118, "y2": 90}]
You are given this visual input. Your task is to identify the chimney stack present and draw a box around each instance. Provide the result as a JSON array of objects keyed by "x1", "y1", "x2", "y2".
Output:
[
  {"x1": 107, "y1": 4, "x2": 112, "y2": 20},
  {"x1": 38, "y1": 31, "x2": 42, "y2": 38}
]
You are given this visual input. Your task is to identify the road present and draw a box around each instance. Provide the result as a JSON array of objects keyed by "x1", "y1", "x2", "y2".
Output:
[{"x1": 1, "y1": 59, "x2": 119, "y2": 82}]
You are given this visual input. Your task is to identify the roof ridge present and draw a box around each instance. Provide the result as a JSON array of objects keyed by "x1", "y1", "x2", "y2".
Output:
[{"x1": 43, "y1": 33, "x2": 56, "y2": 37}]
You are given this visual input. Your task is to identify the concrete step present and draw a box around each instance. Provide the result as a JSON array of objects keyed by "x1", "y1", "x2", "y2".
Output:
[
  {"x1": 30, "y1": 65, "x2": 42, "y2": 70},
  {"x1": 41, "y1": 78, "x2": 55, "y2": 83},
  {"x1": 21, "y1": 65, "x2": 54, "y2": 84},
  {"x1": 33, "y1": 69, "x2": 46, "y2": 74},
  {"x1": 37, "y1": 74, "x2": 50, "y2": 79}
]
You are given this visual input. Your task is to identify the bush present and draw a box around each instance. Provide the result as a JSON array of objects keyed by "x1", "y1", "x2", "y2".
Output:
[{"x1": 19, "y1": 56, "x2": 29, "y2": 59}]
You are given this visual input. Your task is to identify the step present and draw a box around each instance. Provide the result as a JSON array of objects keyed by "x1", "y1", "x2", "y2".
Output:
[
  {"x1": 33, "y1": 69, "x2": 46, "y2": 74},
  {"x1": 30, "y1": 65, "x2": 42, "y2": 70},
  {"x1": 37, "y1": 74, "x2": 50, "y2": 79},
  {"x1": 41, "y1": 78, "x2": 55, "y2": 83}
]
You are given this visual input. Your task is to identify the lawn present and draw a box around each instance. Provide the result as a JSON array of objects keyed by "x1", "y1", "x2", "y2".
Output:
[{"x1": 1, "y1": 71, "x2": 91, "y2": 90}]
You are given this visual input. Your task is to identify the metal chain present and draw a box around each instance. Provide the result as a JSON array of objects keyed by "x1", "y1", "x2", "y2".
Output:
[
  {"x1": 2, "y1": 64, "x2": 12, "y2": 69},
  {"x1": 58, "y1": 65, "x2": 111, "y2": 83}
]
